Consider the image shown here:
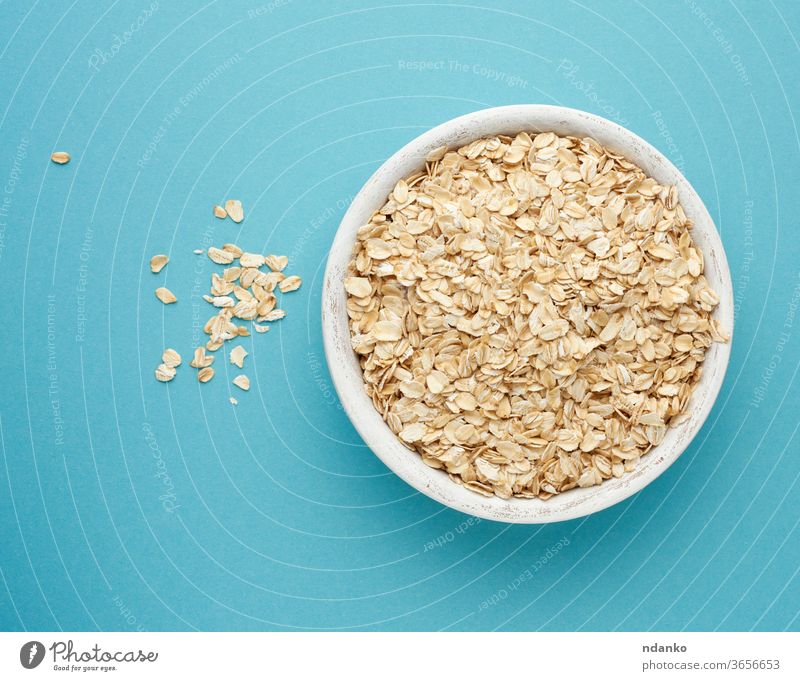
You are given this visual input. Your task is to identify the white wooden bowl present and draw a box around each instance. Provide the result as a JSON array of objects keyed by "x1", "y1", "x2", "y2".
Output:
[{"x1": 322, "y1": 105, "x2": 733, "y2": 523}]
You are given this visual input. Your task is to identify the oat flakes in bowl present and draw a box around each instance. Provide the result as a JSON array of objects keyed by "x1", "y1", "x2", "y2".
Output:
[{"x1": 323, "y1": 105, "x2": 733, "y2": 523}]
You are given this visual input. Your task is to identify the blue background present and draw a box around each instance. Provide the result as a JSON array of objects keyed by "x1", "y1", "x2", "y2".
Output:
[{"x1": 0, "y1": 0, "x2": 798, "y2": 632}]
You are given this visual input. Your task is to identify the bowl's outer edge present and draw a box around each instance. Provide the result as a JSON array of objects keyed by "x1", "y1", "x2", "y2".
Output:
[{"x1": 321, "y1": 104, "x2": 734, "y2": 524}]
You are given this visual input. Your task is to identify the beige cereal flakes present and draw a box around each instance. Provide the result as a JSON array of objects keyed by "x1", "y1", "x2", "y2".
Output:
[
  {"x1": 189, "y1": 347, "x2": 215, "y2": 368},
  {"x1": 278, "y1": 275, "x2": 302, "y2": 293},
  {"x1": 152, "y1": 232, "x2": 301, "y2": 399},
  {"x1": 265, "y1": 255, "x2": 288, "y2": 272},
  {"x1": 208, "y1": 247, "x2": 235, "y2": 265},
  {"x1": 345, "y1": 131, "x2": 728, "y2": 500}
]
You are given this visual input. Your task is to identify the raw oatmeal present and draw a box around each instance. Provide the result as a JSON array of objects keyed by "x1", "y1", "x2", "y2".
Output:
[
  {"x1": 150, "y1": 220, "x2": 301, "y2": 396},
  {"x1": 345, "y1": 131, "x2": 728, "y2": 500}
]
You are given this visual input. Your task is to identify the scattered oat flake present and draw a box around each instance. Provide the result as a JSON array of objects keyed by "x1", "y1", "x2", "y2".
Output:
[
  {"x1": 193, "y1": 249, "x2": 205, "y2": 255},
  {"x1": 155, "y1": 287, "x2": 177, "y2": 304},
  {"x1": 213, "y1": 204, "x2": 227, "y2": 219},
  {"x1": 230, "y1": 345, "x2": 248, "y2": 368},
  {"x1": 189, "y1": 347, "x2": 214, "y2": 368},
  {"x1": 208, "y1": 295, "x2": 234, "y2": 308},
  {"x1": 232, "y1": 374, "x2": 250, "y2": 391},
  {"x1": 208, "y1": 247, "x2": 234, "y2": 264},
  {"x1": 150, "y1": 254, "x2": 169, "y2": 273},
  {"x1": 254, "y1": 324, "x2": 269, "y2": 333},
  {"x1": 373, "y1": 320, "x2": 402, "y2": 341},
  {"x1": 51, "y1": 151, "x2": 70, "y2": 164},
  {"x1": 198, "y1": 367, "x2": 215, "y2": 383},
  {"x1": 229, "y1": 396, "x2": 238, "y2": 405},
  {"x1": 265, "y1": 255, "x2": 288, "y2": 272},
  {"x1": 225, "y1": 199, "x2": 244, "y2": 223},
  {"x1": 239, "y1": 253, "x2": 265, "y2": 268},
  {"x1": 155, "y1": 363, "x2": 176, "y2": 382},
  {"x1": 162, "y1": 348, "x2": 181, "y2": 367},
  {"x1": 261, "y1": 309, "x2": 285, "y2": 321},
  {"x1": 345, "y1": 130, "x2": 728, "y2": 501},
  {"x1": 278, "y1": 275, "x2": 302, "y2": 293}
]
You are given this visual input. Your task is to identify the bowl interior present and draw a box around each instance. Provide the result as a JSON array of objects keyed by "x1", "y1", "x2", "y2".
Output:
[{"x1": 322, "y1": 105, "x2": 733, "y2": 523}]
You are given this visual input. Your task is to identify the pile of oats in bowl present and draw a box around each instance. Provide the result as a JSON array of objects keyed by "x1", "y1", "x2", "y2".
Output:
[{"x1": 345, "y1": 132, "x2": 728, "y2": 500}]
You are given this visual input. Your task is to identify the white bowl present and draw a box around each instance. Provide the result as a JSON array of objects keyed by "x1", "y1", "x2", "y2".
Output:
[{"x1": 322, "y1": 105, "x2": 733, "y2": 523}]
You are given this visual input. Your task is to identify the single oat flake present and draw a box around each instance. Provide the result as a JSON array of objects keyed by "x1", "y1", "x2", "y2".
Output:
[
  {"x1": 225, "y1": 199, "x2": 244, "y2": 223},
  {"x1": 162, "y1": 348, "x2": 181, "y2": 367},
  {"x1": 229, "y1": 345, "x2": 248, "y2": 368},
  {"x1": 345, "y1": 131, "x2": 729, "y2": 501},
  {"x1": 51, "y1": 151, "x2": 70, "y2": 164},
  {"x1": 233, "y1": 374, "x2": 250, "y2": 391},
  {"x1": 189, "y1": 347, "x2": 214, "y2": 368},
  {"x1": 155, "y1": 287, "x2": 177, "y2": 304},
  {"x1": 208, "y1": 247, "x2": 234, "y2": 265},
  {"x1": 278, "y1": 275, "x2": 302, "y2": 293},
  {"x1": 150, "y1": 254, "x2": 169, "y2": 273},
  {"x1": 213, "y1": 204, "x2": 228, "y2": 219},
  {"x1": 155, "y1": 363, "x2": 176, "y2": 382}
]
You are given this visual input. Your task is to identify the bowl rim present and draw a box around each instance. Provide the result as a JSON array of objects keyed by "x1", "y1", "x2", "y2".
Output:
[{"x1": 322, "y1": 104, "x2": 733, "y2": 524}]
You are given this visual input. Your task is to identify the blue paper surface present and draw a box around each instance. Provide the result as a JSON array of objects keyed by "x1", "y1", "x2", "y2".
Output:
[{"x1": 0, "y1": 0, "x2": 798, "y2": 631}]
